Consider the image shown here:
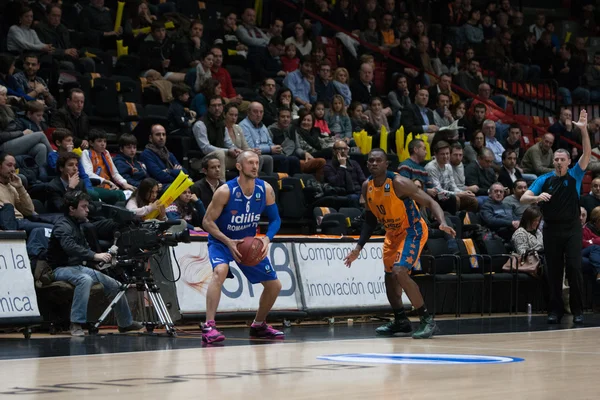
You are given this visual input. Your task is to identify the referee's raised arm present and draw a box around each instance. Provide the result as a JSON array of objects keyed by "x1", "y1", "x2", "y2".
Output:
[{"x1": 575, "y1": 109, "x2": 591, "y2": 171}]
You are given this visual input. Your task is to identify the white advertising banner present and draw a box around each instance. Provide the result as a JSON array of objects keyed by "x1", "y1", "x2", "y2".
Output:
[
  {"x1": 172, "y1": 241, "x2": 301, "y2": 314},
  {"x1": 293, "y1": 242, "x2": 410, "y2": 310},
  {"x1": 0, "y1": 240, "x2": 41, "y2": 319}
]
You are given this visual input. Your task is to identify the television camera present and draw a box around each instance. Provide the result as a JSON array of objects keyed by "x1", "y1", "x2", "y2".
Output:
[{"x1": 92, "y1": 205, "x2": 190, "y2": 336}]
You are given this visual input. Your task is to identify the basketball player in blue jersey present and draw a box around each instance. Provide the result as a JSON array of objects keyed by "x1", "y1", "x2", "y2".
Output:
[{"x1": 201, "y1": 151, "x2": 284, "y2": 343}]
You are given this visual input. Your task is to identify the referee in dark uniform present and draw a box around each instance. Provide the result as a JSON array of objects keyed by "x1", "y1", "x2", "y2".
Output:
[{"x1": 521, "y1": 110, "x2": 590, "y2": 324}]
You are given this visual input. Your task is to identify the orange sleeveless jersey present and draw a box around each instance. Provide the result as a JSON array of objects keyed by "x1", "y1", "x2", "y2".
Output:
[{"x1": 366, "y1": 171, "x2": 424, "y2": 234}]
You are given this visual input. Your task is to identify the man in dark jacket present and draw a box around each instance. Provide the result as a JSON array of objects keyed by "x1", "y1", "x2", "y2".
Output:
[
  {"x1": 248, "y1": 36, "x2": 286, "y2": 83},
  {"x1": 497, "y1": 149, "x2": 524, "y2": 192},
  {"x1": 388, "y1": 35, "x2": 423, "y2": 87},
  {"x1": 139, "y1": 22, "x2": 177, "y2": 75},
  {"x1": 315, "y1": 60, "x2": 335, "y2": 106},
  {"x1": 172, "y1": 20, "x2": 209, "y2": 70},
  {"x1": 324, "y1": 140, "x2": 366, "y2": 207},
  {"x1": 350, "y1": 62, "x2": 379, "y2": 108},
  {"x1": 554, "y1": 43, "x2": 591, "y2": 105},
  {"x1": 400, "y1": 89, "x2": 438, "y2": 137},
  {"x1": 50, "y1": 88, "x2": 90, "y2": 149},
  {"x1": 465, "y1": 148, "x2": 497, "y2": 205},
  {"x1": 46, "y1": 152, "x2": 121, "y2": 244},
  {"x1": 512, "y1": 32, "x2": 541, "y2": 81},
  {"x1": 548, "y1": 107, "x2": 582, "y2": 153},
  {"x1": 31, "y1": 0, "x2": 51, "y2": 25},
  {"x1": 79, "y1": 0, "x2": 123, "y2": 50},
  {"x1": 191, "y1": 154, "x2": 224, "y2": 209},
  {"x1": 456, "y1": 59, "x2": 484, "y2": 95},
  {"x1": 46, "y1": 152, "x2": 87, "y2": 213},
  {"x1": 480, "y1": 182, "x2": 520, "y2": 241},
  {"x1": 36, "y1": 4, "x2": 96, "y2": 72},
  {"x1": 47, "y1": 191, "x2": 142, "y2": 337},
  {"x1": 257, "y1": 78, "x2": 278, "y2": 127},
  {"x1": 580, "y1": 177, "x2": 600, "y2": 221}
]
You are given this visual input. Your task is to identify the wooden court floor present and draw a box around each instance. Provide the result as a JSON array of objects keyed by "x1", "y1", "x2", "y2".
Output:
[{"x1": 0, "y1": 318, "x2": 599, "y2": 399}]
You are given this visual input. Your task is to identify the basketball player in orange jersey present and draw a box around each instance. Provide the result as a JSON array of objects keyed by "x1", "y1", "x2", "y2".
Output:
[{"x1": 344, "y1": 148, "x2": 456, "y2": 339}]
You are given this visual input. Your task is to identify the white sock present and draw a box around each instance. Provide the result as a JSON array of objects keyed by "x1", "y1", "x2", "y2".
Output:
[{"x1": 252, "y1": 320, "x2": 263, "y2": 326}]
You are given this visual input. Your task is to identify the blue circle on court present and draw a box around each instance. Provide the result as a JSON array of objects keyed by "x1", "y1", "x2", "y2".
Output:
[{"x1": 317, "y1": 353, "x2": 524, "y2": 365}]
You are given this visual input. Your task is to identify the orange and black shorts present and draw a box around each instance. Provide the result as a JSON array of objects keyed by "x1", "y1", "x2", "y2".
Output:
[{"x1": 382, "y1": 221, "x2": 428, "y2": 274}]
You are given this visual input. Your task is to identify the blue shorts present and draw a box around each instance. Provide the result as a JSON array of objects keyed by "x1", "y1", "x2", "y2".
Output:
[{"x1": 208, "y1": 241, "x2": 277, "y2": 284}]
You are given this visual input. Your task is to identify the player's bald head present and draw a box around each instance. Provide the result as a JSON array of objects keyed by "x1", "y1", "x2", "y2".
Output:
[{"x1": 236, "y1": 150, "x2": 259, "y2": 164}]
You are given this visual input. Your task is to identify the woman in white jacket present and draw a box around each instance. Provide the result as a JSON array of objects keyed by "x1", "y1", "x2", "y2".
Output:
[
  {"x1": 126, "y1": 178, "x2": 166, "y2": 219},
  {"x1": 511, "y1": 205, "x2": 544, "y2": 255}
]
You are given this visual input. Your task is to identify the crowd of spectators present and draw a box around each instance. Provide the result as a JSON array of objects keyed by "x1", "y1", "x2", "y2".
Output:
[{"x1": 2, "y1": 0, "x2": 600, "y2": 331}]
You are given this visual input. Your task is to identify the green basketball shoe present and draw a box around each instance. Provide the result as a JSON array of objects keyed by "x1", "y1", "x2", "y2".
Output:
[
  {"x1": 411, "y1": 316, "x2": 439, "y2": 339},
  {"x1": 375, "y1": 319, "x2": 413, "y2": 336}
]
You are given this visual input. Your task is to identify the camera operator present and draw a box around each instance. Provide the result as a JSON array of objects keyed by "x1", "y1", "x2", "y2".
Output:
[{"x1": 47, "y1": 191, "x2": 143, "y2": 337}]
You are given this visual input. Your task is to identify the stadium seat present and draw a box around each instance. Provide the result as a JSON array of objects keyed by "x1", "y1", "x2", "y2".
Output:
[
  {"x1": 278, "y1": 177, "x2": 307, "y2": 219},
  {"x1": 481, "y1": 239, "x2": 515, "y2": 315},
  {"x1": 416, "y1": 238, "x2": 460, "y2": 316},
  {"x1": 338, "y1": 207, "x2": 362, "y2": 221},
  {"x1": 313, "y1": 207, "x2": 348, "y2": 235},
  {"x1": 34, "y1": 260, "x2": 105, "y2": 334},
  {"x1": 119, "y1": 102, "x2": 146, "y2": 133},
  {"x1": 114, "y1": 75, "x2": 143, "y2": 104},
  {"x1": 143, "y1": 104, "x2": 169, "y2": 122},
  {"x1": 456, "y1": 239, "x2": 485, "y2": 316},
  {"x1": 294, "y1": 173, "x2": 352, "y2": 211},
  {"x1": 88, "y1": 77, "x2": 120, "y2": 119},
  {"x1": 537, "y1": 83, "x2": 556, "y2": 100},
  {"x1": 260, "y1": 175, "x2": 280, "y2": 205},
  {"x1": 338, "y1": 207, "x2": 363, "y2": 235}
]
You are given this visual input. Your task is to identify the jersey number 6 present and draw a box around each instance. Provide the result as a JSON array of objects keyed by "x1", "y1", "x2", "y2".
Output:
[{"x1": 376, "y1": 205, "x2": 386, "y2": 215}]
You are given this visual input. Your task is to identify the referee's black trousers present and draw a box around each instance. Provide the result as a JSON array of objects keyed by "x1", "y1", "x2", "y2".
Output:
[{"x1": 543, "y1": 222, "x2": 584, "y2": 317}]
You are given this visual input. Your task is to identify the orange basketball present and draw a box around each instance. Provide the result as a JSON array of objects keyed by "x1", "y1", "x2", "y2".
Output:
[{"x1": 237, "y1": 237, "x2": 265, "y2": 266}]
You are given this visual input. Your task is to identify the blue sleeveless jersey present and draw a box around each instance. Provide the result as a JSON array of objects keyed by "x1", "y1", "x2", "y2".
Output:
[{"x1": 208, "y1": 178, "x2": 266, "y2": 244}]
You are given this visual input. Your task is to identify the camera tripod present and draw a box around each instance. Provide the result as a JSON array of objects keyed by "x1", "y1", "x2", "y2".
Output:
[{"x1": 91, "y1": 261, "x2": 177, "y2": 337}]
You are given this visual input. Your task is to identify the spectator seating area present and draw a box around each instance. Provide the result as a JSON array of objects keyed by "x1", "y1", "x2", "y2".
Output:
[{"x1": 2, "y1": 0, "x2": 600, "y2": 324}]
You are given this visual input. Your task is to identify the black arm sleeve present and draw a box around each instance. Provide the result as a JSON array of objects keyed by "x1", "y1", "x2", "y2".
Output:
[{"x1": 357, "y1": 210, "x2": 378, "y2": 247}]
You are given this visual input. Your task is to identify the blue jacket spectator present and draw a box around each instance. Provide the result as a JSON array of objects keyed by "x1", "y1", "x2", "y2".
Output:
[
  {"x1": 140, "y1": 125, "x2": 188, "y2": 184},
  {"x1": 0, "y1": 74, "x2": 35, "y2": 101},
  {"x1": 113, "y1": 153, "x2": 148, "y2": 187},
  {"x1": 190, "y1": 93, "x2": 208, "y2": 119}
]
